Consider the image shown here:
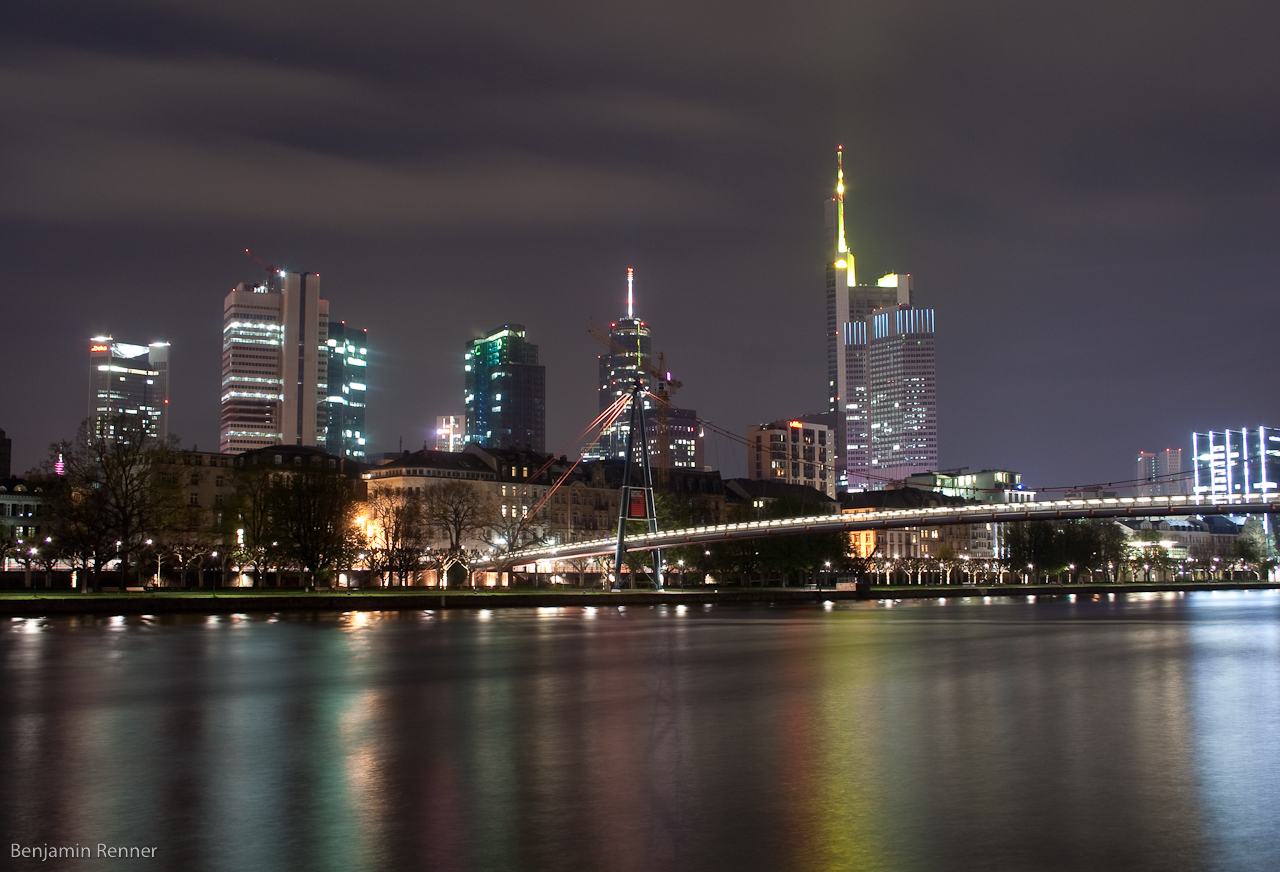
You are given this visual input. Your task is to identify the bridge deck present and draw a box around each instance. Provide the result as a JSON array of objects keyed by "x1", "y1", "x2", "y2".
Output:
[{"x1": 487, "y1": 495, "x2": 1280, "y2": 567}]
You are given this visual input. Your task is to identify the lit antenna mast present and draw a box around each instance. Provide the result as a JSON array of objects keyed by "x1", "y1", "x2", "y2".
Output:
[
  {"x1": 627, "y1": 267, "x2": 635, "y2": 319},
  {"x1": 837, "y1": 146, "x2": 855, "y2": 286}
]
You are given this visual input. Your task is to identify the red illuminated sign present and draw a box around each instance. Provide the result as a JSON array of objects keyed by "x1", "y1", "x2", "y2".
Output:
[
  {"x1": 788, "y1": 420, "x2": 803, "y2": 428},
  {"x1": 90, "y1": 344, "x2": 109, "y2": 352},
  {"x1": 627, "y1": 488, "x2": 649, "y2": 519}
]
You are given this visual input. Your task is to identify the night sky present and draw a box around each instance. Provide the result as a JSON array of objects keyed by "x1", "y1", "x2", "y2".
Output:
[{"x1": 3, "y1": 0, "x2": 1279, "y2": 488}]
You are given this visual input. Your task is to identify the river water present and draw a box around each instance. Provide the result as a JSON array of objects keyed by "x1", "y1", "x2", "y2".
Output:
[{"x1": 2, "y1": 591, "x2": 1278, "y2": 872}]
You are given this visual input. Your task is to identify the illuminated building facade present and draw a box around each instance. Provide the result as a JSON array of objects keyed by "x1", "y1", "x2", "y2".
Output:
[
  {"x1": 88, "y1": 336, "x2": 170, "y2": 440},
  {"x1": 1192, "y1": 427, "x2": 1280, "y2": 498},
  {"x1": 747, "y1": 419, "x2": 835, "y2": 498},
  {"x1": 464, "y1": 325, "x2": 545, "y2": 452},
  {"x1": 220, "y1": 272, "x2": 330, "y2": 454},
  {"x1": 436, "y1": 415, "x2": 465, "y2": 452},
  {"x1": 867, "y1": 304, "x2": 937, "y2": 483},
  {"x1": 324, "y1": 321, "x2": 368, "y2": 461},
  {"x1": 1136, "y1": 448, "x2": 1187, "y2": 497},
  {"x1": 825, "y1": 148, "x2": 938, "y2": 489}
]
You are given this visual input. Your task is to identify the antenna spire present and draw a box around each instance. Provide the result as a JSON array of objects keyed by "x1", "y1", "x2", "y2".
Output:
[
  {"x1": 836, "y1": 146, "x2": 855, "y2": 286},
  {"x1": 627, "y1": 267, "x2": 634, "y2": 319}
]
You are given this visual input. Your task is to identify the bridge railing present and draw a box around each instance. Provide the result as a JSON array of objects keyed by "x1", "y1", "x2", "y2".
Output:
[{"x1": 488, "y1": 493, "x2": 1280, "y2": 567}]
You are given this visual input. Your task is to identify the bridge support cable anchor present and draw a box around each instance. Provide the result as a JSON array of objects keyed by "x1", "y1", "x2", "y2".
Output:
[{"x1": 613, "y1": 383, "x2": 663, "y2": 590}]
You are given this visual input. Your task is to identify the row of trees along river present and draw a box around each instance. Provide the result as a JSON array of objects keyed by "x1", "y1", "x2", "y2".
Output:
[{"x1": 5, "y1": 415, "x2": 1274, "y2": 591}]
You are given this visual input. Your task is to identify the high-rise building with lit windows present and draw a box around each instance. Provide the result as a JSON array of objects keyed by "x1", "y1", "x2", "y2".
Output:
[
  {"x1": 825, "y1": 148, "x2": 937, "y2": 489},
  {"x1": 88, "y1": 336, "x2": 170, "y2": 440},
  {"x1": 324, "y1": 321, "x2": 368, "y2": 460},
  {"x1": 436, "y1": 415, "x2": 465, "y2": 452},
  {"x1": 1136, "y1": 448, "x2": 1186, "y2": 497},
  {"x1": 1192, "y1": 427, "x2": 1280, "y2": 498},
  {"x1": 220, "y1": 271, "x2": 330, "y2": 453},
  {"x1": 590, "y1": 269, "x2": 703, "y2": 469},
  {"x1": 748, "y1": 419, "x2": 835, "y2": 498},
  {"x1": 464, "y1": 325, "x2": 545, "y2": 452}
]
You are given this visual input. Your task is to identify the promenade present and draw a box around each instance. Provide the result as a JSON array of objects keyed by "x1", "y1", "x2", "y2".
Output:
[{"x1": 1, "y1": 582, "x2": 1277, "y2": 617}]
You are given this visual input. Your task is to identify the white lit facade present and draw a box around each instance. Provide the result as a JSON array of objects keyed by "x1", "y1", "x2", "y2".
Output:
[
  {"x1": 1192, "y1": 427, "x2": 1280, "y2": 498},
  {"x1": 220, "y1": 272, "x2": 329, "y2": 454},
  {"x1": 88, "y1": 336, "x2": 170, "y2": 440},
  {"x1": 436, "y1": 415, "x2": 465, "y2": 452}
]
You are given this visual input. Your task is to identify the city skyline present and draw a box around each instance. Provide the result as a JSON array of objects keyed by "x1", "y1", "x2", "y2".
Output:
[{"x1": 3, "y1": 0, "x2": 1279, "y2": 486}]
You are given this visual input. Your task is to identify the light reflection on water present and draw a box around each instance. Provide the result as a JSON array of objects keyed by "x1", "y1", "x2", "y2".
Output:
[{"x1": 0, "y1": 593, "x2": 1277, "y2": 871}]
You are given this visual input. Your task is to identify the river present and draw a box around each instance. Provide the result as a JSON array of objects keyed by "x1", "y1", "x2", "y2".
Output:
[{"x1": 2, "y1": 591, "x2": 1278, "y2": 871}]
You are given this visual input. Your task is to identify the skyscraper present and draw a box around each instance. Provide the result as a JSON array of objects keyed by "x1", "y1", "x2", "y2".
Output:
[
  {"x1": 1136, "y1": 448, "x2": 1186, "y2": 496},
  {"x1": 1192, "y1": 428, "x2": 1278, "y2": 498},
  {"x1": 324, "y1": 321, "x2": 368, "y2": 460},
  {"x1": 464, "y1": 325, "x2": 545, "y2": 452},
  {"x1": 436, "y1": 415, "x2": 465, "y2": 452},
  {"x1": 88, "y1": 336, "x2": 170, "y2": 440},
  {"x1": 825, "y1": 148, "x2": 937, "y2": 489},
  {"x1": 867, "y1": 303, "x2": 937, "y2": 483},
  {"x1": 221, "y1": 271, "x2": 330, "y2": 453},
  {"x1": 592, "y1": 269, "x2": 703, "y2": 469}
]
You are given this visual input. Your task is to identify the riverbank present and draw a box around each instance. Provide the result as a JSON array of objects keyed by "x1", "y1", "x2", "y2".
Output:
[{"x1": 1, "y1": 581, "x2": 1277, "y2": 616}]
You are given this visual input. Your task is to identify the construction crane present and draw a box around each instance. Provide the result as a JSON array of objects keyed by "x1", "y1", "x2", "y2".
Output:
[
  {"x1": 243, "y1": 248, "x2": 283, "y2": 291},
  {"x1": 587, "y1": 324, "x2": 684, "y2": 484}
]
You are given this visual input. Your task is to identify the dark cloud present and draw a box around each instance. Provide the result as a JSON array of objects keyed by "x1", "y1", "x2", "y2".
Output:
[{"x1": 3, "y1": 0, "x2": 1280, "y2": 487}]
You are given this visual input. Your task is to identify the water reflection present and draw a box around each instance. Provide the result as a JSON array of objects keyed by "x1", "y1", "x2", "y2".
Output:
[{"x1": 0, "y1": 595, "x2": 1277, "y2": 871}]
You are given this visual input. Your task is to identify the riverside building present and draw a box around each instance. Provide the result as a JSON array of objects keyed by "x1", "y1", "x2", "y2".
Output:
[{"x1": 747, "y1": 419, "x2": 836, "y2": 498}]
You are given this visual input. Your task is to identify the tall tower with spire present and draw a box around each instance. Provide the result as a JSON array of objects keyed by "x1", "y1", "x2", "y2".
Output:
[
  {"x1": 825, "y1": 147, "x2": 937, "y2": 490},
  {"x1": 596, "y1": 268, "x2": 654, "y2": 460}
]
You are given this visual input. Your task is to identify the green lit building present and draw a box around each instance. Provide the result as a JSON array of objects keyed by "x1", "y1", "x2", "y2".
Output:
[
  {"x1": 324, "y1": 320, "x2": 368, "y2": 461},
  {"x1": 464, "y1": 325, "x2": 545, "y2": 452}
]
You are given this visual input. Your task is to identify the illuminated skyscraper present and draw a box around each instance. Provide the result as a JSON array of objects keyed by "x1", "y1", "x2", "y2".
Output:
[
  {"x1": 592, "y1": 270, "x2": 703, "y2": 469},
  {"x1": 88, "y1": 336, "x2": 170, "y2": 440},
  {"x1": 825, "y1": 148, "x2": 937, "y2": 489},
  {"x1": 324, "y1": 321, "x2": 368, "y2": 460},
  {"x1": 1192, "y1": 428, "x2": 1279, "y2": 498},
  {"x1": 436, "y1": 415, "x2": 465, "y2": 452},
  {"x1": 464, "y1": 325, "x2": 545, "y2": 452},
  {"x1": 220, "y1": 271, "x2": 329, "y2": 453}
]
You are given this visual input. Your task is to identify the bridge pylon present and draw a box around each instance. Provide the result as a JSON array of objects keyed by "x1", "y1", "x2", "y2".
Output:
[{"x1": 613, "y1": 383, "x2": 663, "y2": 590}]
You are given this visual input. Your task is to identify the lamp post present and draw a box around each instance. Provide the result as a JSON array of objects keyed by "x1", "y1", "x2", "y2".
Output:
[{"x1": 145, "y1": 538, "x2": 158, "y2": 587}]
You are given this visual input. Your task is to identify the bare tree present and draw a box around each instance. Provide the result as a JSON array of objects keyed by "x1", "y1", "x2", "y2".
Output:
[
  {"x1": 270, "y1": 468, "x2": 361, "y2": 590},
  {"x1": 366, "y1": 488, "x2": 433, "y2": 586},
  {"x1": 421, "y1": 480, "x2": 497, "y2": 588},
  {"x1": 484, "y1": 505, "x2": 550, "y2": 588},
  {"x1": 43, "y1": 417, "x2": 183, "y2": 590},
  {"x1": 230, "y1": 465, "x2": 277, "y2": 588}
]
